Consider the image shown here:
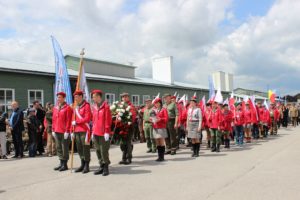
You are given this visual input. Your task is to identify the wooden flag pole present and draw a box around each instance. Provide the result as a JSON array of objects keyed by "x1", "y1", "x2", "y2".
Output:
[{"x1": 70, "y1": 48, "x2": 85, "y2": 173}]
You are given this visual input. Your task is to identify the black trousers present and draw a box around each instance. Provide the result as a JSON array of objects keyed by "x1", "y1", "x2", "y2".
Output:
[
  {"x1": 12, "y1": 130, "x2": 24, "y2": 156},
  {"x1": 36, "y1": 127, "x2": 45, "y2": 153}
]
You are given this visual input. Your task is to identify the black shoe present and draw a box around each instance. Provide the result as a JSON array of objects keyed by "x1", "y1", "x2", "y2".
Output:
[
  {"x1": 54, "y1": 160, "x2": 63, "y2": 171},
  {"x1": 59, "y1": 160, "x2": 68, "y2": 171},
  {"x1": 146, "y1": 149, "x2": 152, "y2": 153},
  {"x1": 211, "y1": 144, "x2": 216, "y2": 152},
  {"x1": 156, "y1": 146, "x2": 162, "y2": 162},
  {"x1": 119, "y1": 160, "x2": 127, "y2": 165},
  {"x1": 102, "y1": 164, "x2": 109, "y2": 176},
  {"x1": 207, "y1": 141, "x2": 211, "y2": 149},
  {"x1": 216, "y1": 144, "x2": 220, "y2": 152},
  {"x1": 82, "y1": 161, "x2": 90, "y2": 174},
  {"x1": 94, "y1": 164, "x2": 104, "y2": 175},
  {"x1": 124, "y1": 159, "x2": 131, "y2": 165},
  {"x1": 191, "y1": 144, "x2": 196, "y2": 157},
  {"x1": 170, "y1": 150, "x2": 176, "y2": 155},
  {"x1": 165, "y1": 150, "x2": 171, "y2": 155},
  {"x1": 75, "y1": 159, "x2": 85, "y2": 173},
  {"x1": 195, "y1": 143, "x2": 200, "y2": 157}
]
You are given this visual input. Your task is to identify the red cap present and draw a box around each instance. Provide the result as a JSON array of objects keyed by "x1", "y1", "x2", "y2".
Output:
[
  {"x1": 73, "y1": 90, "x2": 84, "y2": 96},
  {"x1": 171, "y1": 96, "x2": 176, "y2": 100},
  {"x1": 153, "y1": 98, "x2": 162, "y2": 104},
  {"x1": 56, "y1": 92, "x2": 66, "y2": 98},
  {"x1": 91, "y1": 89, "x2": 103, "y2": 95}
]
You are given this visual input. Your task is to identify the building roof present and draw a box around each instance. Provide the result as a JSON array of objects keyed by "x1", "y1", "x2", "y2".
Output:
[
  {"x1": 0, "y1": 59, "x2": 209, "y2": 91},
  {"x1": 65, "y1": 54, "x2": 137, "y2": 69}
]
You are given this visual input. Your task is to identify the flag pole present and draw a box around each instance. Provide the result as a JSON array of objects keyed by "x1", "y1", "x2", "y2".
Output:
[{"x1": 70, "y1": 48, "x2": 85, "y2": 173}]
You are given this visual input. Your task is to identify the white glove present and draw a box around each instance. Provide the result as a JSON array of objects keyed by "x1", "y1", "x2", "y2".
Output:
[
  {"x1": 64, "y1": 132, "x2": 70, "y2": 140},
  {"x1": 92, "y1": 134, "x2": 95, "y2": 142},
  {"x1": 52, "y1": 132, "x2": 56, "y2": 138},
  {"x1": 72, "y1": 121, "x2": 76, "y2": 126},
  {"x1": 104, "y1": 133, "x2": 110, "y2": 142},
  {"x1": 71, "y1": 133, "x2": 75, "y2": 140}
]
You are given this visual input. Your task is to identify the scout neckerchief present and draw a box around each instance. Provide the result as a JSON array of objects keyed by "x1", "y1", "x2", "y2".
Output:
[{"x1": 75, "y1": 100, "x2": 91, "y2": 143}]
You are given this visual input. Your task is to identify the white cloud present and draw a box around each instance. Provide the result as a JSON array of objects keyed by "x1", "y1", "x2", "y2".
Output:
[{"x1": 0, "y1": 0, "x2": 299, "y2": 94}]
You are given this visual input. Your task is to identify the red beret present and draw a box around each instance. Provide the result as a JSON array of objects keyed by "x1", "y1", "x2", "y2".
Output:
[
  {"x1": 56, "y1": 92, "x2": 66, "y2": 98},
  {"x1": 171, "y1": 96, "x2": 176, "y2": 99},
  {"x1": 153, "y1": 98, "x2": 162, "y2": 104},
  {"x1": 91, "y1": 89, "x2": 103, "y2": 95},
  {"x1": 73, "y1": 90, "x2": 83, "y2": 96}
]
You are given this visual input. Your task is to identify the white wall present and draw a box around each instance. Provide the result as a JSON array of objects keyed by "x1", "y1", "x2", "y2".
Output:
[{"x1": 152, "y1": 56, "x2": 174, "y2": 84}]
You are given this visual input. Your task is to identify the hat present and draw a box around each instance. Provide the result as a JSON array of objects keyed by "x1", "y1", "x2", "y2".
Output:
[
  {"x1": 120, "y1": 92, "x2": 129, "y2": 97},
  {"x1": 153, "y1": 98, "x2": 162, "y2": 104},
  {"x1": 56, "y1": 92, "x2": 66, "y2": 98},
  {"x1": 73, "y1": 90, "x2": 83, "y2": 96},
  {"x1": 145, "y1": 99, "x2": 152, "y2": 103},
  {"x1": 190, "y1": 97, "x2": 197, "y2": 103},
  {"x1": 91, "y1": 89, "x2": 103, "y2": 95},
  {"x1": 163, "y1": 93, "x2": 171, "y2": 98},
  {"x1": 171, "y1": 96, "x2": 176, "y2": 100}
]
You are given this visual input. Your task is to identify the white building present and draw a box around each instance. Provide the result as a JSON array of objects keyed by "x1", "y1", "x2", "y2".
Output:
[{"x1": 212, "y1": 71, "x2": 233, "y2": 92}]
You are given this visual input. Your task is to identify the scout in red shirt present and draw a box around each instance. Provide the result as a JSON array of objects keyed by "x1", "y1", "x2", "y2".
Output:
[
  {"x1": 220, "y1": 103, "x2": 233, "y2": 149},
  {"x1": 71, "y1": 90, "x2": 92, "y2": 174},
  {"x1": 150, "y1": 98, "x2": 168, "y2": 161},
  {"x1": 244, "y1": 103, "x2": 253, "y2": 143},
  {"x1": 52, "y1": 92, "x2": 73, "y2": 172},
  {"x1": 234, "y1": 102, "x2": 245, "y2": 146},
  {"x1": 269, "y1": 103, "x2": 279, "y2": 135},
  {"x1": 208, "y1": 101, "x2": 222, "y2": 152},
  {"x1": 91, "y1": 90, "x2": 112, "y2": 176}
]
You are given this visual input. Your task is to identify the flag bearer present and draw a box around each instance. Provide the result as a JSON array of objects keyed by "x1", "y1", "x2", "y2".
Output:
[
  {"x1": 220, "y1": 103, "x2": 233, "y2": 149},
  {"x1": 208, "y1": 101, "x2": 222, "y2": 152},
  {"x1": 71, "y1": 90, "x2": 92, "y2": 174}
]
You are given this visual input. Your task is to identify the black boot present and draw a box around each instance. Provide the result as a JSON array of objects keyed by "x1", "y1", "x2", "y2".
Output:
[
  {"x1": 227, "y1": 139, "x2": 230, "y2": 149},
  {"x1": 102, "y1": 164, "x2": 109, "y2": 176},
  {"x1": 82, "y1": 161, "x2": 90, "y2": 174},
  {"x1": 216, "y1": 144, "x2": 220, "y2": 152},
  {"x1": 75, "y1": 159, "x2": 85, "y2": 173},
  {"x1": 54, "y1": 160, "x2": 63, "y2": 171},
  {"x1": 191, "y1": 144, "x2": 196, "y2": 157},
  {"x1": 59, "y1": 160, "x2": 68, "y2": 171},
  {"x1": 211, "y1": 143, "x2": 216, "y2": 152},
  {"x1": 119, "y1": 145, "x2": 127, "y2": 165},
  {"x1": 161, "y1": 146, "x2": 165, "y2": 161},
  {"x1": 94, "y1": 164, "x2": 104, "y2": 175},
  {"x1": 156, "y1": 146, "x2": 162, "y2": 162},
  {"x1": 195, "y1": 143, "x2": 200, "y2": 157},
  {"x1": 207, "y1": 140, "x2": 211, "y2": 149}
]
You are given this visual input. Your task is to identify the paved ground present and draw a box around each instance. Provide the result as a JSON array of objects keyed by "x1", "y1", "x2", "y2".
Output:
[{"x1": 1, "y1": 126, "x2": 300, "y2": 200}]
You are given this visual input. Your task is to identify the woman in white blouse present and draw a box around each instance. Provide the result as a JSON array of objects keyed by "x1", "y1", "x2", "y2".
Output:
[{"x1": 186, "y1": 97, "x2": 202, "y2": 157}]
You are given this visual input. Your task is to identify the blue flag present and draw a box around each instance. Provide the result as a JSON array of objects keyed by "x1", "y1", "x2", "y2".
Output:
[
  {"x1": 51, "y1": 36, "x2": 72, "y2": 105},
  {"x1": 208, "y1": 75, "x2": 215, "y2": 100}
]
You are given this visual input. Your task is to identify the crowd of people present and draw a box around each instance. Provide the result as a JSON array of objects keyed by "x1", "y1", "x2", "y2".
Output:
[{"x1": 0, "y1": 90, "x2": 299, "y2": 177}]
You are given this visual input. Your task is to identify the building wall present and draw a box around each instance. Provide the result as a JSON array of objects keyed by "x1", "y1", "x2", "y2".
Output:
[{"x1": 0, "y1": 72, "x2": 54, "y2": 109}]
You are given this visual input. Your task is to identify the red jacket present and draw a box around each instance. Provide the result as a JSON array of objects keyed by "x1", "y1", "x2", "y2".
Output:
[
  {"x1": 262, "y1": 109, "x2": 271, "y2": 126},
  {"x1": 152, "y1": 107, "x2": 168, "y2": 129},
  {"x1": 74, "y1": 101, "x2": 92, "y2": 133},
  {"x1": 52, "y1": 103, "x2": 73, "y2": 134},
  {"x1": 208, "y1": 108, "x2": 221, "y2": 129},
  {"x1": 220, "y1": 110, "x2": 233, "y2": 131},
  {"x1": 234, "y1": 109, "x2": 245, "y2": 126},
  {"x1": 204, "y1": 107, "x2": 211, "y2": 128},
  {"x1": 269, "y1": 107, "x2": 280, "y2": 121},
  {"x1": 178, "y1": 105, "x2": 187, "y2": 128},
  {"x1": 244, "y1": 109, "x2": 252, "y2": 125},
  {"x1": 92, "y1": 101, "x2": 112, "y2": 136},
  {"x1": 258, "y1": 107, "x2": 264, "y2": 122},
  {"x1": 251, "y1": 105, "x2": 259, "y2": 124}
]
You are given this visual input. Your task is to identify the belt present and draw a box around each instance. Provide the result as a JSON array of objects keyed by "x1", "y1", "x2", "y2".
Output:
[
  {"x1": 189, "y1": 120, "x2": 199, "y2": 122},
  {"x1": 144, "y1": 121, "x2": 151, "y2": 124}
]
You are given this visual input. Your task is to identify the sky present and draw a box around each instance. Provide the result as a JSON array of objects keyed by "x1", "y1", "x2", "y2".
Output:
[{"x1": 0, "y1": 0, "x2": 299, "y2": 95}]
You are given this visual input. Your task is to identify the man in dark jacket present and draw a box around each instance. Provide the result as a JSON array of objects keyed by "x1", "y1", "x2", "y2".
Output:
[
  {"x1": 33, "y1": 101, "x2": 45, "y2": 155},
  {"x1": 9, "y1": 101, "x2": 25, "y2": 158}
]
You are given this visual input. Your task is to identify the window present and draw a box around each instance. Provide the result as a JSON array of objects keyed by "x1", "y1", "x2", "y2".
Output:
[
  {"x1": 105, "y1": 93, "x2": 115, "y2": 105},
  {"x1": 28, "y1": 90, "x2": 44, "y2": 107},
  {"x1": 142, "y1": 95, "x2": 151, "y2": 104},
  {"x1": 131, "y1": 95, "x2": 140, "y2": 106},
  {"x1": 0, "y1": 88, "x2": 15, "y2": 113}
]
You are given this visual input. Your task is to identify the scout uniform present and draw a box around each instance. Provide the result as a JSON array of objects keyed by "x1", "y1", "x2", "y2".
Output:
[
  {"x1": 208, "y1": 103, "x2": 221, "y2": 152},
  {"x1": 261, "y1": 105, "x2": 271, "y2": 137},
  {"x1": 244, "y1": 105, "x2": 253, "y2": 143},
  {"x1": 119, "y1": 93, "x2": 136, "y2": 165},
  {"x1": 220, "y1": 104, "x2": 233, "y2": 149},
  {"x1": 52, "y1": 92, "x2": 73, "y2": 171},
  {"x1": 234, "y1": 104, "x2": 245, "y2": 146},
  {"x1": 164, "y1": 94, "x2": 179, "y2": 155},
  {"x1": 269, "y1": 103, "x2": 279, "y2": 135},
  {"x1": 186, "y1": 98, "x2": 202, "y2": 157},
  {"x1": 143, "y1": 99, "x2": 156, "y2": 153},
  {"x1": 72, "y1": 90, "x2": 92, "y2": 174},
  {"x1": 91, "y1": 90, "x2": 113, "y2": 176}
]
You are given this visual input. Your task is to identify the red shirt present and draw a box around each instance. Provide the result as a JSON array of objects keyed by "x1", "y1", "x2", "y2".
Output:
[
  {"x1": 92, "y1": 101, "x2": 112, "y2": 136},
  {"x1": 152, "y1": 107, "x2": 168, "y2": 129},
  {"x1": 74, "y1": 100, "x2": 92, "y2": 133},
  {"x1": 209, "y1": 108, "x2": 221, "y2": 129},
  {"x1": 262, "y1": 109, "x2": 271, "y2": 125},
  {"x1": 52, "y1": 103, "x2": 73, "y2": 134},
  {"x1": 244, "y1": 109, "x2": 252, "y2": 124},
  {"x1": 220, "y1": 109, "x2": 233, "y2": 131},
  {"x1": 234, "y1": 109, "x2": 245, "y2": 126}
]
